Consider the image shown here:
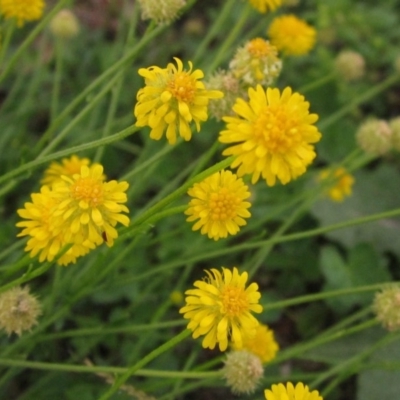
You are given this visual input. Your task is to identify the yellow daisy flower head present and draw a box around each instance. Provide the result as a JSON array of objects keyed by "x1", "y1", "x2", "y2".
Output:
[
  {"x1": 233, "y1": 323, "x2": 279, "y2": 363},
  {"x1": 0, "y1": 286, "x2": 42, "y2": 336},
  {"x1": 16, "y1": 186, "x2": 93, "y2": 266},
  {"x1": 249, "y1": 0, "x2": 282, "y2": 14},
  {"x1": 220, "y1": 85, "x2": 321, "y2": 186},
  {"x1": 230, "y1": 38, "x2": 282, "y2": 87},
  {"x1": 50, "y1": 164, "x2": 130, "y2": 248},
  {"x1": 185, "y1": 170, "x2": 252, "y2": 241},
  {"x1": 268, "y1": 14, "x2": 316, "y2": 56},
  {"x1": 134, "y1": 57, "x2": 223, "y2": 145},
  {"x1": 41, "y1": 155, "x2": 94, "y2": 186},
  {"x1": 319, "y1": 167, "x2": 354, "y2": 202},
  {"x1": 265, "y1": 382, "x2": 323, "y2": 400},
  {"x1": 179, "y1": 267, "x2": 263, "y2": 351},
  {"x1": 0, "y1": 0, "x2": 45, "y2": 27}
]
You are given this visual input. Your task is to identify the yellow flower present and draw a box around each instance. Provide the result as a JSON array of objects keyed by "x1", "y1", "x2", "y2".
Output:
[
  {"x1": 185, "y1": 170, "x2": 252, "y2": 240},
  {"x1": 41, "y1": 155, "x2": 92, "y2": 186},
  {"x1": 0, "y1": 286, "x2": 42, "y2": 336},
  {"x1": 264, "y1": 382, "x2": 323, "y2": 400},
  {"x1": 230, "y1": 38, "x2": 282, "y2": 86},
  {"x1": 220, "y1": 85, "x2": 321, "y2": 186},
  {"x1": 134, "y1": 57, "x2": 223, "y2": 145},
  {"x1": 0, "y1": 0, "x2": 45, "y2": 26},
  {"x1": 249, "y1": 0, "x2": 282, "y2": 13},
  {"x1": 16, "y1": 186, "x2": 93, "y2": 266},
  {"x1": 319, "y1": 167, "x2": 354, "y2": 202},
  {"x1": 179, "y1": 267, "x2": 263, "y2": 351},
  {"x1": 233, "y1": 323, "x2": 279, "y2": 363},
  {"x1": 50, "y1": 164, "x2": 130, "y2": 248},
  {"x1": 268, "y1": 14, "x2": 316, "y2": 56}
]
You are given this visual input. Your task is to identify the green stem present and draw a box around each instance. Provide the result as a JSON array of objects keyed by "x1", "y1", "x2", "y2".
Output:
[
  {"x1": 122, "y1": 142, "x2": 178, "y2": 181},
  {"x1": 271, "y1": 319, "x2": 378, "y2": 365},
  {"x1": 319, "y1": 72, "x2": 400, "y2": 130},
  {"x1": 317, "y1": 331, "x2": 400, "y2": 395},
  {"x1": 0, "y1": 19, "x2": 16, "y2": 65},
  {"x1": 121, "y1": 205, "x2": 187, "y2": 240},
  {"x1": 0, "y1": 124, "x2": 139, "y2": 185},
  {"x1": 40, "y1": 71, "x2": 124, "y2": 157},
  {"x1": 34, "y1": 24, "x2": 165, "y2": 153},
  {"x1": 98, "y1": 329, "x2": 191, "y2": 400},
  {"x1": 0, "y1": 358, "x2": 217, "y2": 379},
  {"x1": 263, "y1": 283, "x2": 393, "y2": 312},
  {"x1": 50, "y1": 38, "x2": 63, "y2": 123},
  {"x1": 206, "y1": 3, "x2": 252, "y2": 73},
  {"x1": 39, "y1": 320, "x2": 186, "y2": 340},
  {"x1": 0, "y1": 0, "x2": 70, "y2": 84},
  {"x1": 299, "y1": 71, "x2": 336, "y2": 94},
  {"x1": 192, "y1": 0, "x2": 235, "y2": 64},
  {"x1": 121, "y1": 207, "x2": 400, "y2": 284}
]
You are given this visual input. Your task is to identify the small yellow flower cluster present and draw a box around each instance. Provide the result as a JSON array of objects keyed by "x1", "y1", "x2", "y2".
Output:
[
  {"x1": 230, "y1": 38, "x2": 282, "y2": 87},
  {"x1": 16, "y1": 156, "x2": 130, "y2": 266},
  {"x1": 0, "y1": 0, "x2": 45, "y2": 26},
  {"x1": 248, "y1": 0, "x2": 282, "y2": 14},
  {"x1": 319, "y1": 167, "x2": 355, "y2": 202},
  {"x1": 268, "y1": 14, "x2": 316, "y2": 56},
  {"x1": 233, "y1": 323, "x2": 279, "y2": 363},
  {"x1": 185, "y1": 170, "x2": 252, "y2": 241}
]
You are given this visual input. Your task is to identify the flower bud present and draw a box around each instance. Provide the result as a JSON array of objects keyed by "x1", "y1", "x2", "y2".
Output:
[
  {"x1": 389, "y1": 117, "x2": 400, "y2": 152},
  {"x1": 206, "y1": 70, "x2": 244, "y2": 121},
  {"x1": 0, "y1": 286, "x2": 42, "y2": 336},
  {"x1": 222, "y1": 350, "x2": 264, "y2": 395},
  {"x1": 137, "y1": 0, "x2": 186, "y2": 25},
  {"x1": 169, "y1": 290, "x2": 183, "y2": 305},
  {"x1": 373, "y1": 286, "x2": 400, "y2": 331},
  {"x1": 356, "y1": 119, "x2": 392, "y2": 155},
  {"x1": 50, "y1": 10, "x2": 80, "y2": 39},
  {"x1": 230, "y1": 38, "x2": 282, "y2": 87},
  {"x1": 335, "y1": 50, "x2": 365, "y2": 82}
]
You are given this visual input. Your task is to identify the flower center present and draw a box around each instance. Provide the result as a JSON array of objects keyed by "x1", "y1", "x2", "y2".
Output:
[
  {"x1": 254, "y1": 105, "x2": 301, "y2": 154},
  {"x1": 220, "y1": 285, "x2": 249, "y2": 317},
  {"x1": 71, "y1": 178, "x2": 103, "y2": 207},
  {"x1": 248, "y1": 38, "x2": 275, "y2": 58},
  {"x1": 208, "y1": 188, "x2": 240, "y2": 221},
  {"x1": 167, "y1": 71, "x2": 196, "y2": 103}
]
